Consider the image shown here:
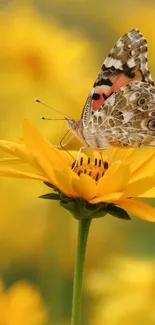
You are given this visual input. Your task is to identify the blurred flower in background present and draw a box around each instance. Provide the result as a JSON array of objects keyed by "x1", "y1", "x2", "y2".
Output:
[
  {"x1": 0, "y1": 3, "x2": 95, "y2": 140},
  {"x1": 0, "y1": 279, "x2": 47, "y2": 325},
  {"x1": 86, "y1": 257, "x2": 155, "y2": 325}
]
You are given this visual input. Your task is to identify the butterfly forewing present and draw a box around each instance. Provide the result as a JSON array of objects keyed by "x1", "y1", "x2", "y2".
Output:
[
  {"x1": 82, "y1": 28, "x2": 154, "y2": 130},
  {"x1": 67, "y1": 29, "x2": 155, "y2": 151}
]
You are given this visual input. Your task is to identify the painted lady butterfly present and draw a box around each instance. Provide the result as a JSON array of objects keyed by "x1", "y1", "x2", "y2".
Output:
[{"x1": 66, "y1": 29, "x2": 155, "y2": 150}]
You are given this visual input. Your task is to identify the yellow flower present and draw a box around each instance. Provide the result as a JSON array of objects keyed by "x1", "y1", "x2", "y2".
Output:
[
  {"x1": 0, "y1": 279, "x2": 47, "y2": 325},
  {"x1": 85, "y1": 257, "x2": 155, "y2": 325},
  {"x1": 0, "y1": 118, "x2": 155, "y2": 221}
]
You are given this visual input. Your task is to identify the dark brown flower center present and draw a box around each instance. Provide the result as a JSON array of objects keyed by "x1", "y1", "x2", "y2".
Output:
[{"x1": 72, "y1": 157, "x2": 108, "y2": 181}]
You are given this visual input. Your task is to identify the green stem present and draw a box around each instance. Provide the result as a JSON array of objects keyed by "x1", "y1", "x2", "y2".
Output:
[{"x1": 71, "y1": 218, "x2": 92, "y2": 325}]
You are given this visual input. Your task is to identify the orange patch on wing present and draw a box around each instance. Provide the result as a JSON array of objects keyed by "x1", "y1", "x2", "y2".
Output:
[
  {"x1": 110, "y1": 75, "x2": 131, "y2": 92},
  {"x1": 92, "y1": 86, "x2": 112, "y2": 112},
  {"x1": 91, "y1": 72, "x2": 142, "y2": 112},
  {"x1": 92, "y1": 96, "x2": 104, "y2": 111},
  {"x1": 110, "y1": 71, "x2": 142, "y2": 93}
]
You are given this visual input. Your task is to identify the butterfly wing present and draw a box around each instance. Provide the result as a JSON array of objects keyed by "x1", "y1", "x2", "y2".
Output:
[
  {"x1": 82, "y1": 28, "x2": 154, "y2": 128},
  {"x1": 89, "y1": 81, "x2": 155, "y2": 148}
]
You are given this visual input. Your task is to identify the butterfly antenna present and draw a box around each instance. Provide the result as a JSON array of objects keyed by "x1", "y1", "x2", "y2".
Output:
[
  {"x1": 36, "y1": 98, "x2": 72, "y2": 119},
  {"x1": 40, "y1": 116, "x2": 66, "y2": 121}
]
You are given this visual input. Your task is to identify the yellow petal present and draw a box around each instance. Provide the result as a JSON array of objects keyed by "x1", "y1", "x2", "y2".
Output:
[
  {"x1": 123, "y1": 173, "x2": 155, "y2": 197},
  {"x1": 0, "y1": 140, "x2": 42, "y2": 172},
  {"x1": 97, "y1": 161, "x2": 131, "y2": 196},
  {"x1": 89, "y1": 192, "x2": 123, "y2": 204},
  {"x1": 0, "y1": 141, "x2": 32, "y2": 163},
  {"x1": 139, "y1": 187, "x2": 155, "y2": 197},
  {"x1": 72, "y1": 173, "x2": 97, "y2": 200},
  {"x1": 130, "y1": 148, "x2": 155, "y2": 177},
  {"x1": 111, "y1": 147, "x2": 136, "y2": 163},
  {"x1": 0, "y1": 157, "x2": 25, "y2": 164},
  {"x1": 92, "y1": 148, "x2": 135, "y2": 165},
  {"x1": 22, "y1": 118, "x2": 69, "y2": 169},
  {"x1": 0, "y1": 167, "x2": 49, "y2": 182},
  {"x1": 34, "y1": 152, "x2": 66, "y2": 192},
  {"x1": 54, "y1": 169, "x2": 77, "y2": 197},
  {"x1": 114, "y1": 198, "x2": 155, "y2": 222}
]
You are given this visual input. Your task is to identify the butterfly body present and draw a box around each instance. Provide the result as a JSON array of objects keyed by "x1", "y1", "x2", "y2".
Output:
[
  {"x1": 66, "y1": 117, "x2": 110, "y2": 149},
  {"x1": 66, "y1": 29, "x2": 155, "y2": 150}
]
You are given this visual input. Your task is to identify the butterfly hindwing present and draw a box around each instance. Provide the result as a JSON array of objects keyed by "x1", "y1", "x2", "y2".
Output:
[
  {"x1": 89, "y1": 81, "x2": 155, "y2": 147},
  {"x1": 82, "y1": 29, "x2": 154, "y2": 129}
]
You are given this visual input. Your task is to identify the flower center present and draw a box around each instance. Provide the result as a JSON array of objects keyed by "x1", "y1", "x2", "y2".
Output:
[{"x1": 72, "y1": 157, "x2": 108, "y2": 181}]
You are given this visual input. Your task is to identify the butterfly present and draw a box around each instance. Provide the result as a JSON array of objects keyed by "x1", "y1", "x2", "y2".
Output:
[{"x1": 65, "y1": 28, "x2": 155, "y2": 151}]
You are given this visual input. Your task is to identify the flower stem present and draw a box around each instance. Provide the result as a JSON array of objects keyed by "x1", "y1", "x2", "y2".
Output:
[{"x1": 71, "y1": 218, "x2": 92, "y2": 325}]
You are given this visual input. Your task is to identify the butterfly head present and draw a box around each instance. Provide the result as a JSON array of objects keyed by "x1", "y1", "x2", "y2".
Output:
[{"x1": 65, "y1": 118, "x2": 86, "y2": 144}]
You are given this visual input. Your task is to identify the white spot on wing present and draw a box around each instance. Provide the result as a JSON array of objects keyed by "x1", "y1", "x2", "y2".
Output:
[
  {"x1": 94, "y1": 112, "x2": 101, "y2": 119},
  {"x1": 127, "y1": 58, "x2": 136, "y2": 68},
  {"x1": 117, "y1": 40, "x2": 123, "y2": 47},
  {"x1": 92, "y1": 85, "x2": 110, "y2": 95},
  {"x1": 98, "y1": 85, "x2": 110, "y2": 92},
  {"x1": 104, "y1": 57, "x2": 122, "y2": 69}
]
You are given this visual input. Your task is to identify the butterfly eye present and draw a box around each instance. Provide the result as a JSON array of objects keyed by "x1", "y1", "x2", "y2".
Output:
[
  {"x1": 137, "y1": 97, "x2": 147, "y2": 106},
  {"x1": 147, "y1": 119, "x2": 155, "y2": 131}
]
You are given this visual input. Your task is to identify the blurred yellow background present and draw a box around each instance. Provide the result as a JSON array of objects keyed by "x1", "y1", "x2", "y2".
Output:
[{"x1": 1, "y1": 1, "x2": 155, "y2": 324}]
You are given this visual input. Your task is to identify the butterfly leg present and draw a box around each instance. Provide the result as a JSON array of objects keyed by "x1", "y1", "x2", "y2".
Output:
[
  {"x1": 72, "y1": 145, "x2": 89, "y2": 170},
  {"x1": 54, "y1": 135, "x2": 74, "y2": 148},
  {"x1": 54, "y1": 130, "x2": 75, "y2": 161},
  {"x1": 99, "y1": 152, "x2": 105, "y2": 166},
  {"x1": 108, "y1": 147, "x2": 113, "y2": 164},
  {"x1": 54, "y1": 130, "x2": 70, "y2": 149}
]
